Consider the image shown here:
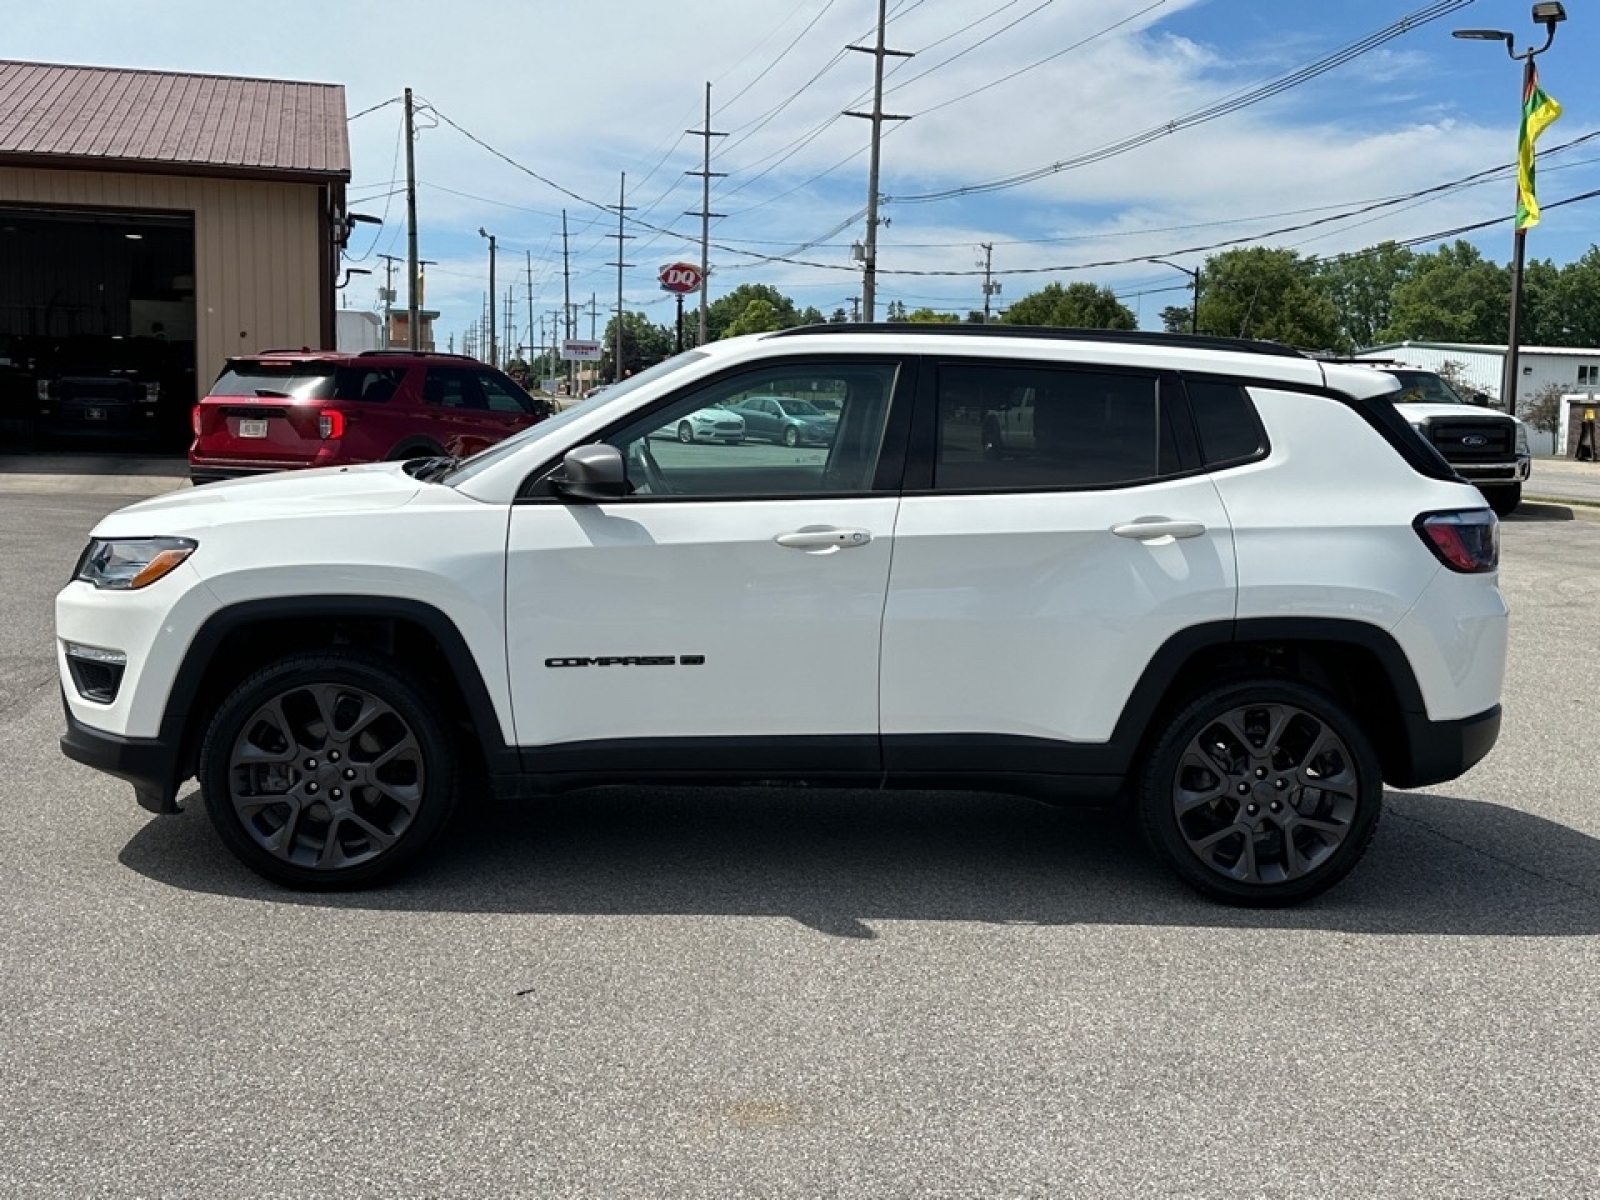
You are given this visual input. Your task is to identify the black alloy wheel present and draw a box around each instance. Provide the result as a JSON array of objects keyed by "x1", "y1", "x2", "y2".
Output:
[
  {"x1": 1137, "y1": 680, "x2": 1382, "y2": 906},
  {"x1": 198, "y1": 651, "x2": 458, "y2": 889}
]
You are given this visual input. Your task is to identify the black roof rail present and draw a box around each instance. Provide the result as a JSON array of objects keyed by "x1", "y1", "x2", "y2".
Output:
[
  {"x1": 762, "y1": 323, "x2": 1307, "y2": 359},
  {"x1": 356, "y1": 349, "x2": 482, "y2": 361}
]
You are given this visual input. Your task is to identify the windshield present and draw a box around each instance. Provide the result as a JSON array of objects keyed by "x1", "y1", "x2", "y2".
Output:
[
  {"x1": 1389, "y1": 370, "x2": 1471, "y2": 405},
  {"x1": 442, "y1": 350, "x2": 710, "y2": 485}
]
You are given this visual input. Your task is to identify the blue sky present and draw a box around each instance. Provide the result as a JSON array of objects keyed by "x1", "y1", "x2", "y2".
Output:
[{"x1": 9, "y1": 1, "x2": 1600, "y2": 346}]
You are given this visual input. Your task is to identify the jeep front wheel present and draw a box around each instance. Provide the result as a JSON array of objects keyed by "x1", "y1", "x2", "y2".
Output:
[
  {"x1": 1137, "y1": 681, "x2": 1382, "y2": 906},
  {"x1": 198, "y1": 651, "x2": 458, "y2": 889}
]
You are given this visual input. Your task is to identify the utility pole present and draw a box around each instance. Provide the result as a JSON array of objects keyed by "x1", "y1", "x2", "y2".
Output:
[
  {"x1": 377, "y1": 253, "x2": 402, "y2": 347},
  {"x1": 849, "y1": 295, "x2": 862, "y2": 323},
  {"x1": 606, "y1": 173, "x2": 635, "y2": 382},
  {"x1": 404, "y1": 88, "x2": 420, "y2": 350},
  {"x1": 685, "y1": 82, "x2": 727, "y2": 346},
  {"x1": 980, "y1": 243, "x2": 1002, "y2": 323},
  {"x1": 846, "y1": 0, "x2": 911, "y2": 323},
  {"x1": 504, "y1": 287, "x2": 516, "y2": 368},
  {"x1": 589, "y1": 293, "x2": 599, "y2": 339},
  {"x1": 534, "y1": 251, "x2": 547, "y2": 382},
  {"x1": 562, "y1": 210, "x2": 576, "y2": 394}
]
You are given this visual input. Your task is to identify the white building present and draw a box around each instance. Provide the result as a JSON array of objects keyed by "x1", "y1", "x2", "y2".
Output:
[{"x1": 1355, "y1": 340, "x2": 1600, "y2": 455}]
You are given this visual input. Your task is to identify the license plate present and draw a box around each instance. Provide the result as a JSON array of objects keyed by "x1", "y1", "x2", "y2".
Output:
[
  {"x1": 85, "y1": 408, "x2": 106, "y2": 421},
  {"x1": 238, "y1": 419, "x2": 269, "y2": 438}
]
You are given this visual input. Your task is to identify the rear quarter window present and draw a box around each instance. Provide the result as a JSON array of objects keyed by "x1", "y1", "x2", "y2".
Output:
[{"x1": 1187, "y1": 380, "x2": 1267, "y2": 467}]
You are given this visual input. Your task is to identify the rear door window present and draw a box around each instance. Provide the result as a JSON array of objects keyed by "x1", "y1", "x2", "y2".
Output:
[
  {"x1": 932, "y1": 363, "x2": 1178, "y2": 491},
  {"x1": 476, "y1": 370, "x2": 535, "y2": 415},
  {"x1": 423, "y1": 368, "x2": 486, "y2": 409}
]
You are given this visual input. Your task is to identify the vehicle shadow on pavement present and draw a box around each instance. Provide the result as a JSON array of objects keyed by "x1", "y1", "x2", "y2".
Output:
[{"x1": 119, "y1": 785, "x2": 1600, "y2": 938}]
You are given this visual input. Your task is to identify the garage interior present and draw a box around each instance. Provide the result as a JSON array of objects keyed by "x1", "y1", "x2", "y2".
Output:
[{"x1": 0, "y1": 205, "x2": 196, "y2": 451}]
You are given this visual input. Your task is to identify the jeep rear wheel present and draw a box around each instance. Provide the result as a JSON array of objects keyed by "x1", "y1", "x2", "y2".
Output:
[
  {"x1": 198, "y1": 651, "x2": 457, "y2": 889},
  {"x1": 1137, "y1": 681, "x2": 1382, "y2": 906}
]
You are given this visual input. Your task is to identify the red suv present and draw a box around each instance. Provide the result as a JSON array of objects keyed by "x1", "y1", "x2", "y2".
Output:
[{"x1": 189, "y1": 350, "x2": 551, "y2": 484}]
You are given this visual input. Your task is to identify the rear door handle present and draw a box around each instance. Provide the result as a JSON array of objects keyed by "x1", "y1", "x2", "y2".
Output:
[
  {"x1": 1111, "y1": 518, "x2": 1207, "y2": 542},
  {"x1": 775, "y1": 527, "x2": 873, "y2": 552}
]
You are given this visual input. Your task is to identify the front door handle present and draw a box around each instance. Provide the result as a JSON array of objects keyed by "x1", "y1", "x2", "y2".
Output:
[
  {"x1": 1111, "y1": 518, "x2": 1207, "y2": 542},
  {"x1": 775, "y1": 526, "x2": 873, "y2": 552}
]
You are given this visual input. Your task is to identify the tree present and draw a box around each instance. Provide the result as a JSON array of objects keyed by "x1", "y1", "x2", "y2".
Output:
[
  {"x1": 1314, "y1": 242, "x2": 1416, "y2": 351},
  {"x1": 799, "y1": 306, "x2": 826, "y2": 326},
  {"x1": 1159, "y1": 306, "x2": 1192, "y2": 335},
  {"x1": 599, "y1": 311, "x2": 673, "y2": 381},
  {"x1": 885, "y1": 300, "x2": 909, "y2": 322},
  {"x1": 722, "y1": 298, "x2": 784, "y2": 338},
  {"x1": 1196, "y1": 247, "x2": 1340, "y2": 349},
  {"x1": 906, "y1": 308, "x2": 958, "y2": 323},
  {"x1": 706, "y1": 284, "x2": 803, "y2": 340},
  {"x1": 828, "y1": 307, "x2": 850, "y2": 324},
  {"x1": 1521, "y1": 381, "x2": 1565, "y2": 434},
  {"x1": 1538, "y1": 246, "x2": 1600, "y2": 345},
  {"x1": 1002, "y1": 282, "x2": 1136, "y2": 330},
  {"x1": 1380, "y1": 241, "x2": 1508, "y2": 344}
]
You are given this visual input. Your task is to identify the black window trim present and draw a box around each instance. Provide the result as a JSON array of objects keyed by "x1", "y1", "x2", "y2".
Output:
[
  {"x1": 512, "y1": 353, "x2": 918, "y2": 504},
  {"x1": 1174, "y1": 371, "x2": 1272, "y2": 471}
]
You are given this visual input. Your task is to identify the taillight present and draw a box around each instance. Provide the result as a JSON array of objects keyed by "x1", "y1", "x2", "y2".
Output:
[
  {"x1": 191, "y1": 405, "x2": 202, "y2": 437},
  {"x1": 318, "y1": 410, "x2": 345, "y2": 439},
  {"x1": 1416, "y1": 510, "x2": 1498, "y2": 573}
]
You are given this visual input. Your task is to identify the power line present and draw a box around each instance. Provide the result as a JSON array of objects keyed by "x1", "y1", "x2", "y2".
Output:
[{"x1": 889, "y1": 0, "x2": 1473, "y2": 204}]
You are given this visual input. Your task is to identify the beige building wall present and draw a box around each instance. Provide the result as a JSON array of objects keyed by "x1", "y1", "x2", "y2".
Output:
[{"x1": 0, "y1": 166, "x2": 324, "y2": 402}]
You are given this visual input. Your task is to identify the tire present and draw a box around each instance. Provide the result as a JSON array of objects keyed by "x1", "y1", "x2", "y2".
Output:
[
  {"x1": 1483, "y1": 483, "x2": 1521, "y2": 517},
  {"x1": 782, "y1": 425, "x2": 800, "y2": 448},
  {"x1": 198, "y1": 650, "x2": 458, "y2": 890},
  {"x1": 677, "y1": 421, "x2": 695, "y2": 444},
  {"x1": 1136, "y1": 680, "x2": 1382, "y2": 906},
  {"x1": 388, "y1": 441, "x2": 443, "y2": 462}
]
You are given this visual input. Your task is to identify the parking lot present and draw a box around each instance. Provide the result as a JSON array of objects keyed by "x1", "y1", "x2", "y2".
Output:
[{"x1": 3, "y1": 481, "x2": 1600, "y2": 1198}]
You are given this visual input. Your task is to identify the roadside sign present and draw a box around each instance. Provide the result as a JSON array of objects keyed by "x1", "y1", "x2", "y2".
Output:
[
  {"x1": 562, "y1": 339, "x2": 602, "y2": 362},
  {"x1": 658, "y1": 262, "x2": 704, "y2": 295}
]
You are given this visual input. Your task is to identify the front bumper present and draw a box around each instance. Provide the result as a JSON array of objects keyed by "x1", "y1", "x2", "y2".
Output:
[
  {"x1": 1454, "y1": 458, "x2": 1532, "y2": 484},
  {"x1": 60, "y1": 692, "x2": 184, "y2": 814}
]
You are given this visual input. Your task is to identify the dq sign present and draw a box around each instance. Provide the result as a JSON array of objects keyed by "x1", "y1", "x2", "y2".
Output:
[{"x1": 658, "y1": 262, "x2": 704, "y2": 295}]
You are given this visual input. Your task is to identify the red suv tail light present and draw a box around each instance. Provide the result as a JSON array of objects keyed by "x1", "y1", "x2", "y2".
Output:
[
  {"x1": 318, "y1": 411, "x2": 345, "y2": 439},
  {"x1": 1416, "y1": 510, "x2": 1498, "y2": 573},
  {"x1": 191, "y1": 405, "x2": 203, "y2": 437}
]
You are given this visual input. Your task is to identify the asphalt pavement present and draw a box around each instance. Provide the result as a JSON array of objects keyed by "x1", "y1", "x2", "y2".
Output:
[{"x1": 2, "y1": 481, "x2": 1600, "y2": 1198}]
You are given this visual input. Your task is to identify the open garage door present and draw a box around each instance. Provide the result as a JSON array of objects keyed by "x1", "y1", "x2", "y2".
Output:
[{"x1": 0, "y1": 205, "x2": 196, "y2": 452}]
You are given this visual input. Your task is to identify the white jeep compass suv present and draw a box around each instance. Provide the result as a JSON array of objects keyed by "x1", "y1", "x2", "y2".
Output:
[{"x1": 57, "y1": 326, "x2": 1507, "y2": 905}]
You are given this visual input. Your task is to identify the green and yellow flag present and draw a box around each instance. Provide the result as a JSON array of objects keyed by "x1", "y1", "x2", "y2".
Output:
[{"x1": 1516, "y1": 64, "x2": 1562, "y2": 230}]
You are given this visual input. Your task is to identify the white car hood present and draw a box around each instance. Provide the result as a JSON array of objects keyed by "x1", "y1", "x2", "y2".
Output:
[
  {"x1": 1396, "y1": 403, "x2": 1523, "y2": 425},
  {"x1": 92, "y1": 461, "x2": 426, "y2": 537}
]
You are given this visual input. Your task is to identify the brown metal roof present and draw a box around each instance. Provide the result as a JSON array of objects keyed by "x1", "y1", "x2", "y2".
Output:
[{"x1": 0, "y1": 60, "x2": 350, "y2": 182}]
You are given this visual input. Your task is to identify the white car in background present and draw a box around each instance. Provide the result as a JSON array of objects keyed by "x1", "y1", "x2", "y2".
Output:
[{"x1": 657, "y1": 404, "x2": 745, "y2": 444}]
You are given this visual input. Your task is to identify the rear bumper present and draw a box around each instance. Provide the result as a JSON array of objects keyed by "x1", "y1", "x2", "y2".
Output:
[
  {"x1": 59, "y1": 693, "x2": 184, "y2": 814},
  {"x1": 1392, "y1": 704, "x2": 1501, "y2": 788}
]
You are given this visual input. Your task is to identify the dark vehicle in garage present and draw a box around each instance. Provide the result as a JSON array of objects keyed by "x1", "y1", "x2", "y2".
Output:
[{"x1": 33, "y1": 335, "x2": 185, "y2": 446}]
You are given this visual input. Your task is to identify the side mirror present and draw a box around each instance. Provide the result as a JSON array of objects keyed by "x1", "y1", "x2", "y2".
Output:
[
  {"x1": 552, "y1": 443, "x2": 629, "y2": 501},
  {"x1": 1470, "y1": 392, "x2": 1491, "y2": 406}
]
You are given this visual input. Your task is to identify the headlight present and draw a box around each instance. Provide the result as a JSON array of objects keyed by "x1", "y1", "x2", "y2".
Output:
[
  {"x1": 1515, "y1": 423, "x2": 1530, "y2": 456},
  {"x1": 73, "y1": 536, "x2": 197, "y2": 590}
]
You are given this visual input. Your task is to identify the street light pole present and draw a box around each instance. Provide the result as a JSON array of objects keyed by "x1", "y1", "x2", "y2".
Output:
[
  {"x1": 478, "y1": 228, "x2": 497, "y2": 367},
  {"x1": 1454, "y1": 2, "x2": 1566, "y2": 416},
  {"x1": 1150, "y1": 259, "x2": 1201, "y2": 335}
]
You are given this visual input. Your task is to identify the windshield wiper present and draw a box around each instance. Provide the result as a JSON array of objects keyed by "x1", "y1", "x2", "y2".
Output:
[{"x1": 406, "y1": 455, "x2": 461, "y2": 482}]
